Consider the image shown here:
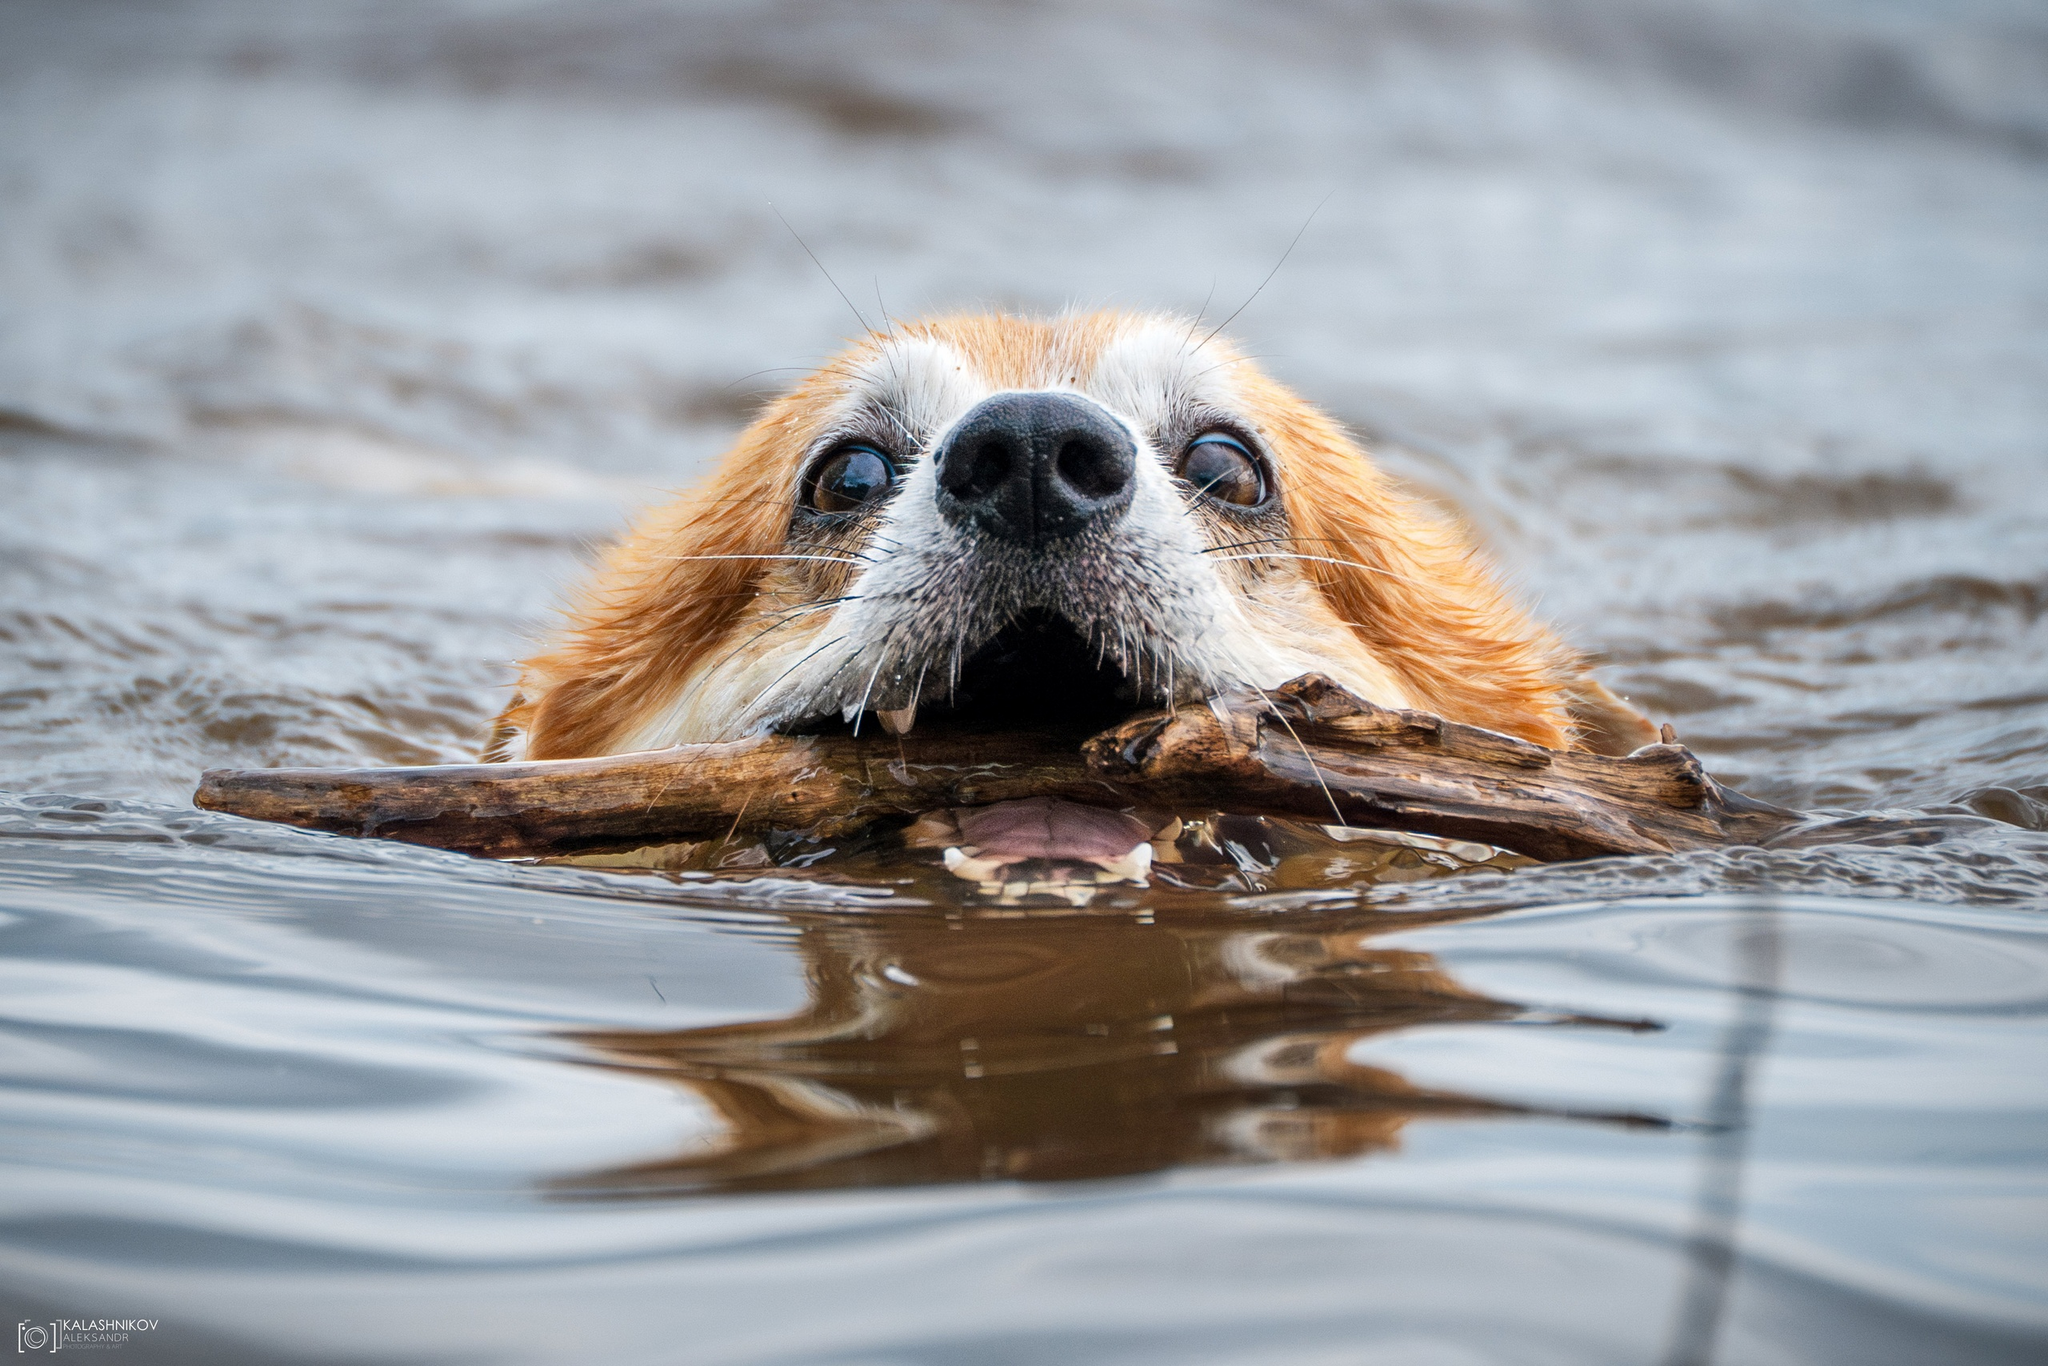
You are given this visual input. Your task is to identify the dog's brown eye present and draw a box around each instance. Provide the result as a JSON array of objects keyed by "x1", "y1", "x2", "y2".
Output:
[
  {"x1": 1177, "y1": 432, "x2": 1265, "y2": 507},
  {"x1": 806, "y1": 443, "x2": 896, "y2": 513}
]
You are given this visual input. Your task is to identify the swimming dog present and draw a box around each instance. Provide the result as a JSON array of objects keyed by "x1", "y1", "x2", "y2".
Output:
[{"x1": 486, "y1": 311, "x2": 1652, "y2": 762}]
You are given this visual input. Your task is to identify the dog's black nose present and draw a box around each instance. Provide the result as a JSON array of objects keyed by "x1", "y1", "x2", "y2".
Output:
[{"x1": 935, "y1": 392, "x2": 1136, "y2": 545}]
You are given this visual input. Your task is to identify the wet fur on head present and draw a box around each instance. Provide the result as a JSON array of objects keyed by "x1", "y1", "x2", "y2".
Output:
[{"x1": 489, "y1": 311, "x2": 1648, "y2": 762}]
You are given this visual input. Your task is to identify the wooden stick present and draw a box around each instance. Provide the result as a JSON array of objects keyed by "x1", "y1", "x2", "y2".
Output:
[
  {"x1": 1081, "y1": 675, "x2": 1796, "y2": 861},
  {"x1": 193, "y1": 675, "x2": 1798, "y2": 863}
]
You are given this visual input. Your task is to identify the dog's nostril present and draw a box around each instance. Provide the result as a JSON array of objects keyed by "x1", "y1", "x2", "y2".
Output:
[
  {"x1": 940, "y1": 432, "x2": 1015, "y2": 503},
  {"x1": 1056, "y1": 435, "x2": 1128, "y2": 500},
  {"x1": 935, "y1": 392, "x2": 1137, "y2": 545}
]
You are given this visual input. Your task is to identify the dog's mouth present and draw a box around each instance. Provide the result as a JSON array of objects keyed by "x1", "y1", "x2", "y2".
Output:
[
  {"x1": 928, "y1": 610, "x2": 1147, "y2": 737},
  {"x1": 787, "y1": 610, "x2": 1149, "y2": 741}
]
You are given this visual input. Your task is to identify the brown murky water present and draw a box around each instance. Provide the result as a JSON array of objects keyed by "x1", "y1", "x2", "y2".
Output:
[{"x1": 3, "y1": 2, "x2": 2047, "y2": 1362}]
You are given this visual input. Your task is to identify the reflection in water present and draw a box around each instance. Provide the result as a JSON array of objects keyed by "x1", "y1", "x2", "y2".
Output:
[
  {"x1": 1663, "y1": 899, "x2": 1784, "y2": 1366},
  {"x1": 559, "y1": 909, "x2": 1666, "y2": 1197}
]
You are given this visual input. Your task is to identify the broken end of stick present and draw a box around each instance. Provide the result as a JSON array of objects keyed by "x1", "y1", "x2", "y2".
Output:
[
  {"x1": 1083, "y1": 701, "x2": 1264, "y2": 782},
  {"x1": 1263, "y1": 673, "x2": 1373, "y2": 724},
  {"x1": 192, "y1": 770, "x2": 232, "y2": 812},
  {"x1": 193, "y1": 765, "x2": 381, "y2": 840}
]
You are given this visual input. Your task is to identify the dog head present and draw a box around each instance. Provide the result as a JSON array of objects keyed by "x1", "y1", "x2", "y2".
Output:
[{"x1": 492, "y1": 311, "x2": 1638, "y2": 760}]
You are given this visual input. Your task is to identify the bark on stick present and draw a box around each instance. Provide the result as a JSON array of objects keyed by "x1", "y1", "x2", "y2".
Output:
[{"x1": 194, "y1": 675, "x2": 1797, "y2": 863}]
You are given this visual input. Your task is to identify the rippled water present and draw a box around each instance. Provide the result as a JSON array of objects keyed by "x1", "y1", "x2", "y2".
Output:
[{"x1": 3, "y1": 1, "x2": 2047, "y2": 1361}]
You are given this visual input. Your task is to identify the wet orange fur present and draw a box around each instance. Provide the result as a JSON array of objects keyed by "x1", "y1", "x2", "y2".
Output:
[
  {"x1": 498, "y1": 380, "x2": 836, "y2": 761},
  {"x1": 496, "y1": 312, "x2": 1625, "y2": 760},
  {"x1": 1235, "y1": 369, "x2": 1578, "y2": 748}
]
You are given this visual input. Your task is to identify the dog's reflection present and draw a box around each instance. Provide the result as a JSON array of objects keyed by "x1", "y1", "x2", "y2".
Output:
[{"x1": 558, "y1": 911, "x2": 1658, "y2": 1197}]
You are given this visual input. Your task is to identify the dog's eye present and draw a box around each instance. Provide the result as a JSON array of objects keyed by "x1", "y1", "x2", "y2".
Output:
[
  {"x1": 1177, "y1": 432, "x2": 1266, "y2": 507},
  {"x1": 806, "y1": 443, "x2": 896, "y2": 513}
]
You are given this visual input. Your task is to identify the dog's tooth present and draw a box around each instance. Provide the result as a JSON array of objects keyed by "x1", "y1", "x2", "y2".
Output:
[
  {"x1": 878, "y1": 704, "x2": 918, "y2": 736},
  {"x1": 943, "y1": 847, "x2": 1009, "y2": 883},
  {"x1": 1089, "y1": 843, "x2": 1154, "y2": 886}
]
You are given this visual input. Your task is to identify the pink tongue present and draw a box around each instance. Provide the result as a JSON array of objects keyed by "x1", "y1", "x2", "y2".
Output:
[{"x1": 952, "y1": 797, "x2": 1151, "y2": 861}]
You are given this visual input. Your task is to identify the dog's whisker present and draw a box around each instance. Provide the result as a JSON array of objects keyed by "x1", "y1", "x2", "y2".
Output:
[
  {"x1": 738, "y1": 633, "x2": 851, "y2": 724},
  {"x1": 1205, "y1": 551, "x2": 1426, "y2": 586},
  {"x1": 1200, "y1": 192, "x2": 1330, "y2": 349},
  {"x1": 652, "y1": 553, "x2": 875, "y2": 569},
  {"x1": 850, "y1": 650, "x2": 894, "y2": 734},
  {"x1": 1246, "y1": 681, "x2": 1348, "y2": 827},
  {"x1": 697, "y1": 597, "x2": 860, "y2": 683},
  {"x1": 751, "y1": 595, "x2": 860, "y2": 629},
  {"x1": 1202, "y1": 533, "x2": 1373, "y2": 555}
]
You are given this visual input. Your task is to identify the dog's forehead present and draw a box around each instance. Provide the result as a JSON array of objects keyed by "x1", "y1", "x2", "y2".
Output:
[
  {"x1": 831, "y1": 316, "x2": 1242, "y2": 440},
  {"x1": 837, "y1": 335, "x2": 983, "y2": 436}
]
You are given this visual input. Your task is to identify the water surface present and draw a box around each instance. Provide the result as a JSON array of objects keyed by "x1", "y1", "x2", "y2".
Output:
[{"x1": 3, "y1": 1, "x2": 2047, "y2": 1361}]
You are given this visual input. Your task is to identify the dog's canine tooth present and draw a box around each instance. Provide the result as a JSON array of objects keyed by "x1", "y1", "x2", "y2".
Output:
[{"x1": 878, "y1": 705, "x2": 918, "y2": 736}]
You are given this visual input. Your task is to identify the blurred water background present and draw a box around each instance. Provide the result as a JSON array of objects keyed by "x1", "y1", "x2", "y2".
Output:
[{"x1": 3, "y1": 1, "x2": 2047, "y2": 1362}]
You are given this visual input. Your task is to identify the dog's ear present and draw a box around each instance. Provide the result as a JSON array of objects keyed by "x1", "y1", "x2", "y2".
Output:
[
  {"x1": 507, "y1": 419, "x2": 797, "y2": 760},
  {"x1": 1244, "y1": 381, "x2": 1577, "y2": 749}
]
